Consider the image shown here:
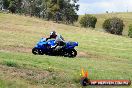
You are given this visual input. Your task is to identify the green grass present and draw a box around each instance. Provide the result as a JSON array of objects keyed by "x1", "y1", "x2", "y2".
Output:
[
  {"x1": 0, "y1": 13, "x2": 132, "y2": 88},
  {"x1": 0, "y1": 79, "x2": 28, "y2": 88}
]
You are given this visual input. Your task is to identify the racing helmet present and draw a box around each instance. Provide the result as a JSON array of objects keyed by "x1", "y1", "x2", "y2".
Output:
[{"x1": 50, "y1": 31, "x2": 56, "y2": 36}]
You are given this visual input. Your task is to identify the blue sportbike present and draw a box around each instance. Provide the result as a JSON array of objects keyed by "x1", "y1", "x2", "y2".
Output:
[{"x1": 32, "y1": 38, "x2": 78, "y2": 58}]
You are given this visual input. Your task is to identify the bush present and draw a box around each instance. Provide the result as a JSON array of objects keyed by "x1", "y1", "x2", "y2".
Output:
[
  {"x1": 3, "y1": 60, "x2": 19, "y2": 67},
  {"x1": 128, "y1": 25, "x2": 132, "y2": 38},
  {"x1": 79, "y1": 14, "x2": 97, "y2": 28},
  {"x1": 103, "y1": 17, "x2": 124, "y2": 35}
]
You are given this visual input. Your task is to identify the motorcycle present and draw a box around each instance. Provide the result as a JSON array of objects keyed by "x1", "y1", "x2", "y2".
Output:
[{"x1": 32, "y1": 38, "x2": 78, "y2": 58}]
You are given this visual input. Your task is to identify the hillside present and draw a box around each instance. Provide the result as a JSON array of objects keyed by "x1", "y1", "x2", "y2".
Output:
[
  {"x1": 77, "y1": 12, "x2": 132, "y2": 35},
  {"x1": 0, "y1": 13, "x2": 132, "y2": 88}
]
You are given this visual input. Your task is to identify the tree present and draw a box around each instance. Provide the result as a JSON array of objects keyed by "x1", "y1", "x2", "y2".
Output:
[
  {"x1": 46, "y1": 0, "x2": 79, "y2": 24},
  {"x1": 2, "y1": 0, "x2": 22, "y2": 13},
  {"x1": 60, "y1": 0, "x2": 79, "y2": 24},
  {"x1": 1, "y1": 0, "x2": 80, "y2": 24},
  {"x1": 8, "y1": 1, "x2": 16, "y2": 13},
  {"x1": 15, "y1": 0, "x2": 23, "y2": 13},
  {"x1": 2, "y1": 0, "x2": 9, "y2": 9},
  {"x1": 21, "y1": 0, "x2": 47, "y2": 17}
]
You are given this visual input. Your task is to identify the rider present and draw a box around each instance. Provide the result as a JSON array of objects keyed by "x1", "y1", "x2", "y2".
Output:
[{"x1": 46, "y1": 31, "x2": 65, "y2": 49}]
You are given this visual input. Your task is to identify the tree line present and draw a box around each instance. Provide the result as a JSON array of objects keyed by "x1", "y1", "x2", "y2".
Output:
[{"x1": 0, "y1": 0, "x2": 79, "y2": 24}]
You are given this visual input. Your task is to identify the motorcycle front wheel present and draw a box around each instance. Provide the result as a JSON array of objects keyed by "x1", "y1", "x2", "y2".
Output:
[
  {"x1": 32, "y1": 48, "x2": 44, "y2": 55},
  {"x1": 32, "y1": 48, "x2": 39, "y2": 55}
]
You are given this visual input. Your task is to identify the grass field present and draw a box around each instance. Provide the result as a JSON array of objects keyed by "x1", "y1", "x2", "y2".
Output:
[{"x1": 0, "y1": 13, "x2": 132, "y2": 88}]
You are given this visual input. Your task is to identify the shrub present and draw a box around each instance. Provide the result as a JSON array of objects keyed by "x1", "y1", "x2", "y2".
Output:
[
  {"x1": 3, "y1": 60, "x2": 19, "y2": 67},
  {"x1": 103, "y1": 17, "x2": 124, "y2": 35},
  {"x1": 128, "y1": 25, "x2": 132, "y2": 38},
  {"x1": 79, "y1": 14, "x2": 97, "y2": 28}
]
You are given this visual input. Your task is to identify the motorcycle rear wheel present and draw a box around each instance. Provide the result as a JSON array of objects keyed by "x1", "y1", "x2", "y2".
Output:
[{"x1": 64, "y1": 49, "x2": 77, "y2": 58}]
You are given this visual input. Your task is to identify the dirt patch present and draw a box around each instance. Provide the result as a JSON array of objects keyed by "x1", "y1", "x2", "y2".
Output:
[
  {"x1": 0, "y1": 45, "x2": 31, "y2": 53},
  {"x1": 77, "y1": 51, "x2": 100, "y2": 58},
  {"x1": 77, "y1": 51, "x2": 120, "y2": 61},
  {"x1": 77, "y1": 51, "x2": 88, "y2": 58}
]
